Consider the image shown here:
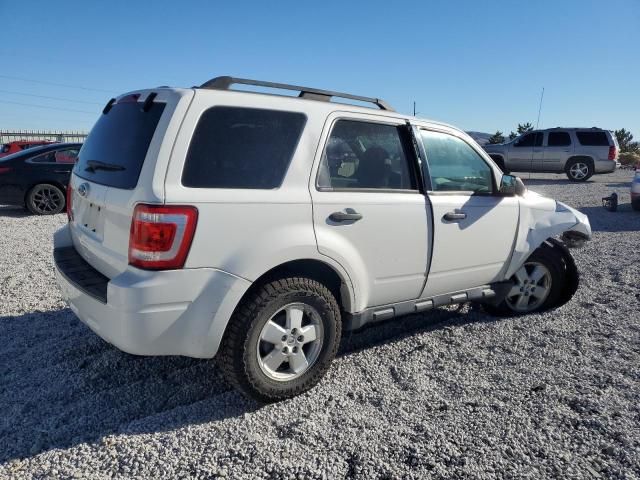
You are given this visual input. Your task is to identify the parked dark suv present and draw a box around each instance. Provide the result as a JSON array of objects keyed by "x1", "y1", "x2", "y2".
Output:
[{"x1": 0, "y1": 143, "x2": 82, "y2": 214}]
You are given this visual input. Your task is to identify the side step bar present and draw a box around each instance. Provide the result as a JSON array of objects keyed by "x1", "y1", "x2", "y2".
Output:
[{"x1": 344, "y1": 283, "x2": 510, "y2": 331}]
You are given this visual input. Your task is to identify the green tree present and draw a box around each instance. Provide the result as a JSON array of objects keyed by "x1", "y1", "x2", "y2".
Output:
[
  {"x1": 614, "y1": 128, "x2": 640, "y2": 153},
  {"x1": 517, "y1": 122, "x2": 534, "y2": 134},
  {"x1": 508, "y1": 131, "x2": 518, "y2": 140},
  {"x1": 487, "y1": 130, "x2": 505, "y2": 144}
]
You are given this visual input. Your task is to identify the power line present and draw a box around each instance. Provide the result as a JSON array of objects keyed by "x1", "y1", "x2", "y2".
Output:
[
  {"x1": 0, "y1": 89, "x2": 103, "y2": 105},
  {"x1": 0, "y1": 100, "x2": 97, "y2": 115},
  {"x1": 0, "y1": 74, "x2": 117, "y2": 93}
]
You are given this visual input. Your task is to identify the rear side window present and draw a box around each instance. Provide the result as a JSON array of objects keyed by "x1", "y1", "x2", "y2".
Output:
[
  {"x1": 182, "y1": 107, "x2": 306, "y2": 189},
  {"x1": 576, "y1": 131, "x2": 609, "y2": 146},
  {"x1": 547, "y1": 131, "x2": 571, "y2": 146},
  {"x1": 75, "y1": 101, "x2": 166, "y2": 189},
  {"x1": 317, "y1": 120, "x2": 416, "y2": 190}
]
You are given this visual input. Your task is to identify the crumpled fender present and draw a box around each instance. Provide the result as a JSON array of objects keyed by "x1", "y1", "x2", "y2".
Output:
[{"x1": 504, "y1": 190, "x2": 591, "y2": 279}]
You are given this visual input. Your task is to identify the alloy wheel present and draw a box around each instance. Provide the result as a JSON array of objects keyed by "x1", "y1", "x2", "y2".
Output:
[
  {"x1": 257, "y1": 303, "x2": 324, "y2": 381},
  {"x1": 569, "y1": 162, "x2": 589, "y2": 180},
  {"x1": 505, "y1": 261, "x2": 552, "y2": 312},
  {"x1": 31, "y1": 186, "x2": 64, "y2": 214}
]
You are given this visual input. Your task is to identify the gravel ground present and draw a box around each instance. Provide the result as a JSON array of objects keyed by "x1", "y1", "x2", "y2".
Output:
[{"x1": 1, "y1": 170, "x2": 639, "y2": 479}]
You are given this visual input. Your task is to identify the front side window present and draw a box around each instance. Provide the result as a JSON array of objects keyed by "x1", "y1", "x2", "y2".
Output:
[
  {"x1": 547, "y1": 132, "x2": 571, "y2": 146},
  {"x1": 182, "y1": 107, "x2": 306, "y2": 189},
  {"x1": 421, "y1": 130, "x2": 493, "y2": 193},
  {"x1": 317, "y1": 120, "x2": 416, "y2": 190},
  {"x1": 515, "y1": 132, "x2": 543, "y2": 147}
]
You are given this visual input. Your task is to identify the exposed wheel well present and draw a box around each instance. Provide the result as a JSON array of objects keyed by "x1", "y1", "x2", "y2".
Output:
[{"x1": 237, "y1": 259, "x2": 351, "y2": 313}]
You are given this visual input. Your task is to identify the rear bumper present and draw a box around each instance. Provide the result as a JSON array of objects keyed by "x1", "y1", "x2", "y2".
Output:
[
  {"x1": 53, "y1": 224, "x2": 251, "y2": 358},
  {"x1": 594, "y1": 160, "x2": 616, "y2": 174}
]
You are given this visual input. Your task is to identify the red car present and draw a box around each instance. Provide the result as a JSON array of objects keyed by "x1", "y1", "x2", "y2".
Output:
[{"x1": 0, "y1": 140, "x2": 54, "y2": 158}]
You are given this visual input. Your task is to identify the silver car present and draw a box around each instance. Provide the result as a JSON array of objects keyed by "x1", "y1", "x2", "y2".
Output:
[{"x1": 483, "y1": 128, "x2": 618, "y2": 181}]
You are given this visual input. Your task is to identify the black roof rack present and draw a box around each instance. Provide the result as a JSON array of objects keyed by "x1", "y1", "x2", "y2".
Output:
[{"x1": 198, "y1": 76, "x2": 394, "y2": 111}]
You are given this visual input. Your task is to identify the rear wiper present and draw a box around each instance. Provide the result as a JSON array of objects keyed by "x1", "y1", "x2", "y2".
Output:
[{"x1": 84, "y1": 160, "x2": 125, "y2": 173}]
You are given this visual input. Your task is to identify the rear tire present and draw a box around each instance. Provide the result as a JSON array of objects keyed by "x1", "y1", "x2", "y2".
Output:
[
  {"x1": 217, "y1": 277, "x2": 341, "y2": 403},
  {"x1": 26, "y1": 184, "x2": 65, "y2": 215},
  {"x1": 484, "y1": 244, "x2": 568, "y2": 316},
  {"x1": 632, "y1": 198, "x2": 640, "y2": 212},
  {"x1": 565, "y1": 158, "x2": 593, "y2": 182}
]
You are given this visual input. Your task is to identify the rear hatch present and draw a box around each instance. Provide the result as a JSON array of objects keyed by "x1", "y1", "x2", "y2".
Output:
[{"x1": 68, "y1": 88, "x2": 194, "y2": 278}]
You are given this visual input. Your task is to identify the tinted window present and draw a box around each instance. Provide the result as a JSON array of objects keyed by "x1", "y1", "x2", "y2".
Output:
[
  {"x1": 576, "y1": 131, "x2": 609, "y2": 146},
  {"x1": 75, "y1": 101, "x2": 166, "y2": 189},
  {"x1": 29, "y1": 150, "x2": 59, "y2": 163},
  {"x1": 55, "y1": 148, "x2": 80, "y2": 163},
  {"x1": 547, "y1": 131, "x2": 571, "y2": 146},
  {"x1": 515, "y1": 132, "x2": 543, "y2": 147},
  {"x1": 421, "y1": 130, "x2": 493, "y2": 193},
  {"x1": 317, "y1": 120, "x2": 416, "y2": 190},
  {"x1": 182, "y1": 107, "x2": 306, "y2": 189}
]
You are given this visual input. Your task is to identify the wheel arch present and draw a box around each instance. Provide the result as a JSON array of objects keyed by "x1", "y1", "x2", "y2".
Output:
[
  {"x1": 566, "y1": 155, "x2": 595, "y2": 168},
  {"x1": 234, "y1": 258, "x2": 355, "y2": 316}
]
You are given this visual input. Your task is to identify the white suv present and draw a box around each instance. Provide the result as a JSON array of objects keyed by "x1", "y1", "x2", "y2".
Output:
[{"x1": 54, "y1": 77, "x2": 591, "y2": 402}]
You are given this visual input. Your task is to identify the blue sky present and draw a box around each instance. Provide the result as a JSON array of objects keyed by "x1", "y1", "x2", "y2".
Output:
[{"x1": 1, "y1": 0, "x2": 638, "y2": 138}]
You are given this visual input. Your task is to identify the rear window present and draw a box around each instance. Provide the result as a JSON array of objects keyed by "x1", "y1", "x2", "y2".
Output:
[
  {"x1": 74, "y1": 101, "x2": 165, "y2": 189},
  {"x1": 576, "y1": 131, "x2": 609, "y2": 146},
  {"x1": 182, "y1": 107, "x2": 306, "y2": 189}
]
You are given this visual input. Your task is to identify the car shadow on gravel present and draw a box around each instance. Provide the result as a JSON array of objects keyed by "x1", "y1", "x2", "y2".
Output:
[
  {"x1": 0, "y1": 302, "x2": 505, "y2": 463},
  {"x1": 0, "y1": 205, "x2": 31, "y2": 218},
  {"x1": 0, "y1": 308, "x2": 256, "y2": 464},
  {"x1": 578, "y1": 205, "x2": 640, "y2": 232}
]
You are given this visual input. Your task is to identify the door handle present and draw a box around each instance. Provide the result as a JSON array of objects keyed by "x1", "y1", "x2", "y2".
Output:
[
  {"x1": 443, "y1": 212, "x2": 467, "y2": 221},
  {"x1": 329, "y1": 210, "x2": 363, "y2": 222}
]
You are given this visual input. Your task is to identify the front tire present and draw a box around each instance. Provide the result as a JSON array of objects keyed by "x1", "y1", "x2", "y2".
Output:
[
  {"x1": 485, "y1": 245, "x2": 567, "y2": 316},
  {"x1": 632, "y1": 198, "x2": 640, "y2": 212},
  {"x1": 26, "y1": 183, "x2": 65, "y2": 215},
  {"x1": 218, "y1": 277, "x2": 341, "y2": 403},
  {"x1": 565, "y1": 158, "x2": 593, "y2": 182}
]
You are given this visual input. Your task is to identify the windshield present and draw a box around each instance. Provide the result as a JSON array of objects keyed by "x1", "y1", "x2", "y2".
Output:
[{"x1": 74, "y1": 101, "x2": 165, "y2": 189}]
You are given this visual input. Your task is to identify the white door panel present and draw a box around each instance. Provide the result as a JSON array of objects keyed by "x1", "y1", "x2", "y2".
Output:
[
  {"x1": 422, "y1": 195, "x2": 519, "y2": 296},
  {"x1": 313, "y1": 192, "x2": 429, "y2": 308}
]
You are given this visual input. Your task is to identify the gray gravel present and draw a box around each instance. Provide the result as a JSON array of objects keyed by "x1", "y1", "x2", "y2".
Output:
[{"x1": 1, "y1": 170, "x2": 639, "y2": 479}]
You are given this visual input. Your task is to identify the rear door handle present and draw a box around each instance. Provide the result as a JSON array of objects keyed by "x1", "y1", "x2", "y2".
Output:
[
  {"x1": 329, "y1": 210, "x2": 363, "y2": 222},
  {"x1": 443, "y1": 212, "x2": 467, "y2": 221}
]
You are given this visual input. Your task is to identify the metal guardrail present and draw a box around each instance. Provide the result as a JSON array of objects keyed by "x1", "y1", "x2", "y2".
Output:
[{"x1": 0, "y1": 130, "x2": 88, "y2": 144}]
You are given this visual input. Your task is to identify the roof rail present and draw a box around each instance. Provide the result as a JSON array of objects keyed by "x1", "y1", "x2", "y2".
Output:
[{"x1": 198, "y1": 76, "x2": 394, "y2": 111}]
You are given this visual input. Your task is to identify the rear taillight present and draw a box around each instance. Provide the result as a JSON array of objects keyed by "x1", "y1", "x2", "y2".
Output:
[
  {"x1": 128, "y1": 204, "x2": 198, "y2": 270},
  {"x1": 0, "y1": 167, "x2": 11, "y2": 174},
  {"x1": 608, "y1": 146, "x2": 617, "y2": 160},
  {"x1": 66, "y1": 187, "x2": 73, "y2": 221}
]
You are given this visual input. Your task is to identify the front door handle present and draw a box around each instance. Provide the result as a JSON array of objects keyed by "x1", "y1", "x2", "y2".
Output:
[
  {"x1": 443, "y1": 212, "x2": 467, "y2": 221},
  {"x1": 329, "y1": 210, "x2": 363, "y2": 222}
]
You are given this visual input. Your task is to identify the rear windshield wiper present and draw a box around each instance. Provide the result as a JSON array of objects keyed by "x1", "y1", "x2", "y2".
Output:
[{"x1": 84, "y1": 160, "x2": 125, "y2": 173}]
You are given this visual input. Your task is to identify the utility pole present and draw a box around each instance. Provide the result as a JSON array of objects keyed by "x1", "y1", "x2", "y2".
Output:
[
  {"x1": 536, "y1": 87, "x2": 545, "y2": 129},
  {"x1": 413, "y1": 101, "x2": 416, "y2": 116}
]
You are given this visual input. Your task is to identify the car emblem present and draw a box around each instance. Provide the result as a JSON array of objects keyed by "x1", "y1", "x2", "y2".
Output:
[{"x1": 78, "y1": 183, "x2": 90, "y2": 197}]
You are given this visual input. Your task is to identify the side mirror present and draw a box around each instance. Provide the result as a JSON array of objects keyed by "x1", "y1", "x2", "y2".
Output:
[{"x1": 499, "y1": 174, "x2": 527, "y2": 196}]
